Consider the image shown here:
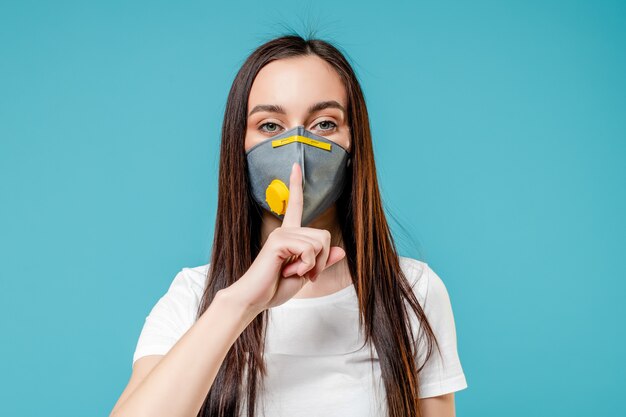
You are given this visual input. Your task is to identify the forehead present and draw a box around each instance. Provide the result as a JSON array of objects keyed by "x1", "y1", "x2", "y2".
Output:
[{"x1": 247, "y1": 55, "x2": 347, "y2": 112}]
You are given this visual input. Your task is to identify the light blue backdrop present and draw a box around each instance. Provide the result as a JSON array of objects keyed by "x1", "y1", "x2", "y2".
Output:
[{"x1": 1, "y1": 0, "x2": 624, "y2": 416}]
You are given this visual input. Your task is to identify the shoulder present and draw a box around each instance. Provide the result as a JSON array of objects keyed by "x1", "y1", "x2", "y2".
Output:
[
  {"x1": 132, "y1": 262, "x2": 211, "y2": 365},
  {"x1": 142, "y1": 261, "x2": 212, "y2": 331},
  {"x1": 398, "y1": 255, "x2": 432, "y2": 304},
  {"x1": 398, "y1": 255, "x2": 456, "y2": 325},
  {"x1": 176, "y1": 263, "x2": 211, "y2": 298},
  {"x1": 155, "y1": 262, "x2": 210, "y2": 312}
]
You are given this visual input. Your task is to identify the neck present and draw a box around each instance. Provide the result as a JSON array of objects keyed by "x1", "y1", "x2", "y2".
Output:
[{"x1": 260, "y1": 204, "x2": 344, "y2": 246}]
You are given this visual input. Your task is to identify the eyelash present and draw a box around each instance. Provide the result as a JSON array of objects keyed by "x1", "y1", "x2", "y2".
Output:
[{"x1": 258, "y1": 120, "x2": 337, "y2": 135}]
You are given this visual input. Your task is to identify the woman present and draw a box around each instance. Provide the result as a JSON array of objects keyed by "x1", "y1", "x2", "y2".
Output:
[{"x1": 111, "y1": 34, "x2": 468, "y2": 417}]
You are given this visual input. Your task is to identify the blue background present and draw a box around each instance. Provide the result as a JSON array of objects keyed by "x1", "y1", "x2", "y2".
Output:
[{"x1": 1, "y1": 0, "x2": 624, "y2": 416}]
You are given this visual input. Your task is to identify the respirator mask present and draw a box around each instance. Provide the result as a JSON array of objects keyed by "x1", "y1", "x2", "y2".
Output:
[{"x1": 246, "y1": 125, "x2": 351, "y2": 226}]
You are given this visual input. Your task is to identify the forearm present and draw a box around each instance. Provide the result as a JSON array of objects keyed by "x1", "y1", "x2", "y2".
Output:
[{"x1": 112, "y1": 289, "x2": 259, "y2": 417}]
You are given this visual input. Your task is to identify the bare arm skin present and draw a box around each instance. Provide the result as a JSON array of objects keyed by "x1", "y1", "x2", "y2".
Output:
[
  {"x1": 109, "y1": 288, "x2": 257, "y2": 417},
  {"x1": 420, "y1": 393, "x2": 456, "y2": 417}
]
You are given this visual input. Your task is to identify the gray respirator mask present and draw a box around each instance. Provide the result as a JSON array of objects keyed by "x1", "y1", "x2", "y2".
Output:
[{"x1": 246, "y1": 125, "x2": 351, "y2": 226}]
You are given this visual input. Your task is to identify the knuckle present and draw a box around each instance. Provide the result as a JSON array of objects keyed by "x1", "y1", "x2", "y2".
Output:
[
  {"x1": 320, "y1": 229, "x2": 331, "y2": 244},
  {"x1": 305, "y1": 245, "x2": 317, "y2": 261},
  {"x1": 267, "y1": 230, "x2": 279, "y2": 244}
]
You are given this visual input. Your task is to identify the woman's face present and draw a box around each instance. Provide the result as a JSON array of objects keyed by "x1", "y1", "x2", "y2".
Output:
[{"x1": 245, "y1": 55, "x2": 351, "y2": 153}]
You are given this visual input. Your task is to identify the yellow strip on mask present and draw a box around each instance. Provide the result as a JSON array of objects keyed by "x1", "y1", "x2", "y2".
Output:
[{"x1": 271, "y1": 135, "x2": 332, "y2": 151}]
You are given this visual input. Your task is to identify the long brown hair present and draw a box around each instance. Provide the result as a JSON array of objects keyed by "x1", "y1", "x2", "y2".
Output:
[{"x1": 195, "y1": 33, "x2": 442, "y2": 417}]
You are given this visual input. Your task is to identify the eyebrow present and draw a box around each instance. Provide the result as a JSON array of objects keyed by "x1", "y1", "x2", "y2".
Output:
[{"x1": 247, "y1": 100, "x2": 346, "y2": 118}]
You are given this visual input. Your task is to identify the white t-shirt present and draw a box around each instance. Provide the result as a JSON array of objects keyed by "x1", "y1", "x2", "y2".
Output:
[{"x1": 132, "y1": 256, "x2": 468, "y2": 416}]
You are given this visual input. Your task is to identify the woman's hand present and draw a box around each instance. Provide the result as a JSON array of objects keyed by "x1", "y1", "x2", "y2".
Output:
[{"x1": 226, "y1": 162, "x2": 346, "y2": 314}]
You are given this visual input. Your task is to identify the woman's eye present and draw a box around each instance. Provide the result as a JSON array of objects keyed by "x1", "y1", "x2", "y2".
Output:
[
  {"x1": 259, "y1": 122, "x2": 282, "y2": 133},
  {"x1": 315, "y1": 120, "x2": 337, "y2": 131}
]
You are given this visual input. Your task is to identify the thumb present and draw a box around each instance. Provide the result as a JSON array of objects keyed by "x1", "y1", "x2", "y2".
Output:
[{"x1": 325, "y1": 246, "x2": 346, "y2": 269}]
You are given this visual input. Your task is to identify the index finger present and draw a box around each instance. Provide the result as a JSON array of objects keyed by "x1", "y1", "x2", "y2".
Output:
[{"x1": 281, "y1": 162, "x2": 303, "y2": 227}]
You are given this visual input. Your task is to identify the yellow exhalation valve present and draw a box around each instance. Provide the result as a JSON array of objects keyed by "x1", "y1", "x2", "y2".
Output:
[{"x1": 265, "y1": 179, "x2": 290, "y2": 215}]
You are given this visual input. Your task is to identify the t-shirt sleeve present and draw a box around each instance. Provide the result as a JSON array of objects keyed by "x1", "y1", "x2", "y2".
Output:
[
  {"x1": 132, "y1": 269, "x2": 201, "y2": 366},
  {"x1": 415, "y1": 263, "x2": 468, "y2": 398}
]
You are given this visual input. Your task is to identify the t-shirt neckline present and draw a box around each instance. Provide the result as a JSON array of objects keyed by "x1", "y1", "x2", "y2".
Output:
[{"x1": 278, "y1": 282, "x2": 356, "y2": 307}]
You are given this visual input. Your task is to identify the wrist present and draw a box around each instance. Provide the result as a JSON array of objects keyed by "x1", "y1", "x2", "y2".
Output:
[{"x1": 216, "y1": 284, "x2": 261, "y2": 325}]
